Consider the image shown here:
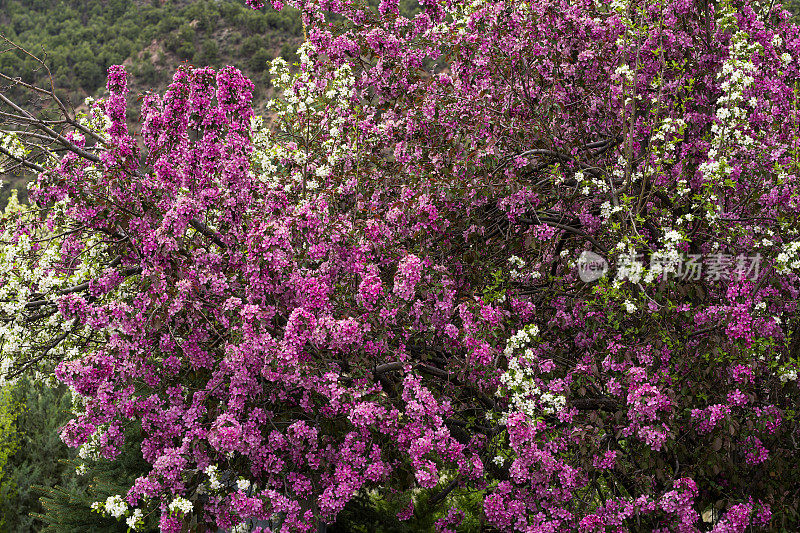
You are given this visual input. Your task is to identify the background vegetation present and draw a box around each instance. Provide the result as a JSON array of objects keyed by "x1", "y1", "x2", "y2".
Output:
[{"x1": 0, "y1": 0, "x2": 304, "y2": 105}]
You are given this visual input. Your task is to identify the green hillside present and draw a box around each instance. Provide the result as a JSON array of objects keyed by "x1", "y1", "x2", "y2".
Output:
[{"x1": 0, "y1": 0, "x2": 303, "y2": 105}]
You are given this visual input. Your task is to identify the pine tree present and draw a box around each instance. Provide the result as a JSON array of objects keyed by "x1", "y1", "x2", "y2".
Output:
[
  {"x1": 0, "y1": 379, "x2": 75, "y2": 532},
  {"x1": 0, "y1": 384, "x2": 21, "y2": 533},
  {"x1": 35, "y1": 427, "x2": 156, "y2": 532},
  {"x1": 0, "y1": 377, "x2": 156, "y2": 532}
]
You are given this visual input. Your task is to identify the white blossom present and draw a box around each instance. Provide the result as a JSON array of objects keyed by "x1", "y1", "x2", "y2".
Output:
[
  {"x1": 126, "y1": 509, "x2": 143, "y2": 530},
  {"x1": 168, "y1": 496, "x2": 193, "y2": 515},
  {"x1": 104, "y1": 495, "x2": 128, "y2": 519}
]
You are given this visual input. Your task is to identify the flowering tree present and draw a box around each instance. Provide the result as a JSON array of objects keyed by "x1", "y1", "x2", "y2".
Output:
[{"x1": 3, "y1": 0, "x2": 800, "y2": 531}]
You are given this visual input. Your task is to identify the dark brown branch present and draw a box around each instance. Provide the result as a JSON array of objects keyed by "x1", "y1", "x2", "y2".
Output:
[
  {"x1": 429, "y1": 477, "x2": 461, "y2": 506},
  {"x1": 0, "y1": 143, "x2": 46, "y2": 172},
  {"x1": 374, "y1": 361, "x2": 404, "y2": 375},
  {"x1": 24, "y1": 265, "x2": 141, "y2": 310},
  {"x1": 518, "y1": 216, "x2": 608, "y2": 255},
  {"x1": 7, "y1": 327, "x2": 73, "y2": 379},
  {"x1": 571, "y1": 397, "x2": 619, "y2": 410},
  {"x1": 0, "y1": 92, "x2": 102, "y2": 164},
  {"x1": 189, "y1": 220, "x2": 227, "y2": 249},
  {"x1": 375, "y1": 359, "x2": 497, "y2": 410}
]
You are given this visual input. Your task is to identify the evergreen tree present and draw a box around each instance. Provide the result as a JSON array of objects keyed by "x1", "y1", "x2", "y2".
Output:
[
  {"x1": 0, "y1": 384, "x2": 21, "y2": 533},
  {"x1": 0, "y1": 378, "x2": 75, "y2": 532},
  {"x1": 0, "y1": 378, "x2": 154, "y2": 532}
]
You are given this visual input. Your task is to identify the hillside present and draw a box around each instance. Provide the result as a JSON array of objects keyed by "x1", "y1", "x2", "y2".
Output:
[{"x1": 0, "y1": 0, "x2": 304, "y2": 105}]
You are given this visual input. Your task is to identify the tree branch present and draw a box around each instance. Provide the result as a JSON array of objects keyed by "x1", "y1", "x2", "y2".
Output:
[{"x1": 24, "y1": 265, "x2": 141, "y2": 310}]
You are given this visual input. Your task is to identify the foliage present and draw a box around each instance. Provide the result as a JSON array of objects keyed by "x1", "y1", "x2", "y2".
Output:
[
  {"x1": 2, "y1": 0, "x2": 800, "y2": 531},
  {"x1": 0, "y1": 378, "x2": 74, "y2": 532},
  {"x1": 0, "y1": 377, "x2": 155, "y2": 533},
  {"x1": 0, "y1": 383, "x2": 21, "y2": 532},
  {"x1": 0, "y1": 180, "x2": 26, "y2": 212}
]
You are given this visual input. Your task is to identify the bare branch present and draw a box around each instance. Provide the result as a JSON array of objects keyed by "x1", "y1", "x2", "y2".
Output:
[{"x1": 23, "y1": 265, "x2": 142, "y2": 310}]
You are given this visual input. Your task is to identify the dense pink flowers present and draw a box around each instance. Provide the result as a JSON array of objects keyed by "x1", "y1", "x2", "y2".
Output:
[
  {"x1": 3, "y1": 0, "x2": 800, "y2": 530},
  {"x1": 711, "y1": 500, "x2": 771, "y2": 533},
  {"x1": 393, "y1": 254, "x2": 423, "y2": 301},
  {"x1": 691, "y1": 404, "x2": 732, "y2": 435}
]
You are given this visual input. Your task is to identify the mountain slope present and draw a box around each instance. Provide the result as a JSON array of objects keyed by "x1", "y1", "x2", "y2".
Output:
[{"x1": 0, "y1": 0, "x2": 303, "y2": 106}]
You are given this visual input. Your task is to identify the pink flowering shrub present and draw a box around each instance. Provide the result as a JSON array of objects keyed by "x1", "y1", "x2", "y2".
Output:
[{"x1": 3, "y1": 0, "x2": 800, "y2": 531}]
